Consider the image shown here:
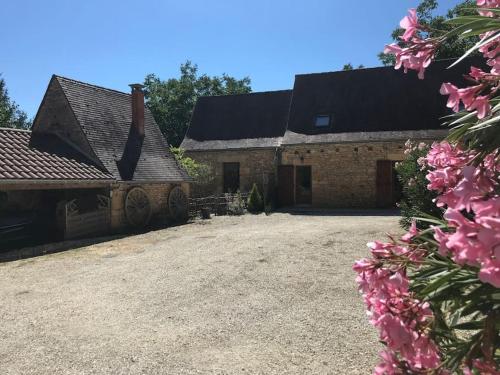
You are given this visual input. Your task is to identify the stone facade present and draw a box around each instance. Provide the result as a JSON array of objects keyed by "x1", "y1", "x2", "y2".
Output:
[
  {"x1": 110, "y1": 182, "x2": 190, "y2": 231},
  {"x1": 185, "y1": 149, "x2": 278, "y2": 197},
  {"x1": 186, "y1": 137, "x2": 440, "y2": 208},
  {"x1": 33, "y1": 79, "x2": 102, "y2": 166},
  {"x1": 280, "y1": 141, "x2": 409, "y2": 208}
]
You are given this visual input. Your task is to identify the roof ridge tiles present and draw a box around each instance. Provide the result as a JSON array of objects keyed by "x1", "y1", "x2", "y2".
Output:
[
  {"x1": 294, "y1": 57, "x2": 460, "y2": 77},
  {"x1": 200, "y1": 89, "x2": 292, "y2": 99},
  {"x1": 0, "y1": 127, "x2": 31, "y2": 133},
  {"x1": 54, "y1": 75, "x2": 130, "y2": 96}
]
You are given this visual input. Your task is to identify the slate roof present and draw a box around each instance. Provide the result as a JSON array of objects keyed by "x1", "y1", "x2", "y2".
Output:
[
  {"x1": 54, "y1": 76, "x2": 189, "y2": 182},
  {"x1": 183, "y1": 57, "x2": 482, "y2": 149},
  {"x1": 283, "y1": 58, "x2": 480, "y2": 144},
  {"x1": 0, "y1": 128, "x2": 112, "y2": 181},
  {"x1": 181, "y1": 90, "x2": 292, "y2": 150}
]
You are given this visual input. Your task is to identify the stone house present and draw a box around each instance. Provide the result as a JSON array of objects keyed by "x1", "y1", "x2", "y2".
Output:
[
  {"x1": 181, "y1": 59, "x2": 472, "y2": 208},
  {"x1": 0, "y1": 76, "x2": 189, "y2": 246}
]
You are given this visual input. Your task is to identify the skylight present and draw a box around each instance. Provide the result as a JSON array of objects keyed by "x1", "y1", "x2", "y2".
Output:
[{"x1": 314, "y1": 115, "x2": 330, "y2": 127}]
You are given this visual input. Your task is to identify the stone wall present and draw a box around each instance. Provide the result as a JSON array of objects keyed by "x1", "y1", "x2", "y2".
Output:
[
  {"x1": 185, "y1": 139, "x2": 437, "y2": 208},
  {"x1": 280, "y1": 141, "x2": 414, "y2": 208},
  {"x1": 185, "y1": 149, "x2": 278, "y2": 197},
  {"x1": 32, "y1": 79, "x2": 101, "y2": 166},
  {"x1": 110, "y1": 182, "x2": 190, "y2": 231}
]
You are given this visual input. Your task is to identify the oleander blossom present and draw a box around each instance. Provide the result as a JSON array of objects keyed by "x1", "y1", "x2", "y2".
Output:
[
  {"x1": 400, "y1": 9, "x2": 420, "y2": 42},
  {"x1": 424, "y1": 142, "x2": 500, "y2": 287},
  {"x1": 477, "y1": 0, "x2": 500, "y2": 17},
  {"x1": 383, "y1": 41, "x2": 437, "y2": 79},
  {"x1": 353, "y1": 240, "x2": 441, "y2": 371},
  {"x1": 357, "y1": 5, "x2": 500, "y2": 373}
]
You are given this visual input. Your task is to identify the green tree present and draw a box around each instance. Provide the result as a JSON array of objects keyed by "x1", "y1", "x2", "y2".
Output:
[
  {"x1": 170, "y1": 146, "x2": 213, "y2": 185},
  {"x1": 0, "y1": 75, "x2": 31, "y2": 129},
  {"x1": 378, "y1": 0, "x2": 478, "y2": 66},
  {"x1": 342, "y1": 63, "x2": 365, "y2": 71},
  {"x1": 247, "y1": 183, "x2": 264, "y2": 213},
  {"x1": 144, "y1": 61, "x2": 251, "y2": 147},
  {"x1": 395, "y1": 141, "x2": 441, "y2": 230}
]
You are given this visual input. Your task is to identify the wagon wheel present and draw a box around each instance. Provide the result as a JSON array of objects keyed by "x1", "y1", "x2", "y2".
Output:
[
  {"x1": 168, "y1": 186, "x2": 188, "y2": 222},
  {"x1": 125, "y1": 187, "x2": 152, "y2": 228}
]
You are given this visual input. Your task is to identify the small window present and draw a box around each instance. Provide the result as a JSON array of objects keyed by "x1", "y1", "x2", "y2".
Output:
[{"x1": 314, "y1": 115, "x2": 330, "y2": 127}]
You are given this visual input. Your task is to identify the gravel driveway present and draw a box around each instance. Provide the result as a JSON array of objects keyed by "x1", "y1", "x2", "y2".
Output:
[{"x1": 0, "y1": 211, "x2": 400, "y2": 374}]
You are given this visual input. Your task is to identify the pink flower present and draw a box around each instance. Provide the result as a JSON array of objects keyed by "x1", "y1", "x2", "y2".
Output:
[
  {"x1": 432, "y1": 226, "x2": 450, "y2": 257},
  {"x1": 376, "y1": 313, "x2": 413, "y2": 350},
  {"x1": 459, "y1": 86, "x2": 481, "y2": 108},
  {"x1": 401, "y1": 221, "x2": 418, "y2": 242},
  {"x1": 400, "y1": 9, "x2": 419, "y2": 42},
  {"x1": 487, "y1": 56, "x2": 500, "y2": 74},
  {"x1": 468, "y1": 95, "x2": 491, "y2": 119},
  {"x1": 478, "y1": 257, "x2": 500, "y2": 287},
  {"x1": 373, "y1": 350, "x2": 404, "y2": 375},
  {"x1": 464, "y1": 358, "x2": 500, "y2": 375},
  {"x1": 417, "y1": 142, "x2": 427, "y2": 151},
  {"x1": 440, "y1": 83, "x2": 461, "y2": 112},
  {"x1": 469, "y1": 66, "x2": 489, "y2": 80},
  {"x1": 477, "y1": 0, "x2": 500, "y2": 17},
  {"x1": 384, "y1": 38, "x2": 437, "y2": 79}
]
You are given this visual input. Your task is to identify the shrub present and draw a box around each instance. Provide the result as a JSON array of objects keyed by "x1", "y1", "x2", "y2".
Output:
[
  {"x1": 355, "y1": 5, "x2": 500, "y2": 373},
  {"x1": 247, "y1": 183, "x2": 263, "y2": 213},
  {"x1": 170, "y1": 147, "x2": 213, "y2": 185},
  {"x1": 264, "y1": 203, "x2": 273, "y2": 216},
  {"x1": 227, "y1": 191, "x2": 245, "y2": 216},
  {"x1": 395, "y1": 140, "x2": 441, "y2": 229}
]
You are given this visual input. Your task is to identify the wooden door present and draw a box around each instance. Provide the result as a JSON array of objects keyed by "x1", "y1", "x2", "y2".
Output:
[
  {"x1": 223, "y1": 163, "x2": 240, "y2": 193},
  {"x1": 277, "y1": 165, "x2": 294, "y2": 207},
  {"x1": 376, "y1": 160, "x2": 394, "y2": 208},
  {"x1": 295, "y1": 166, "x2": 312, "y2": 205}
]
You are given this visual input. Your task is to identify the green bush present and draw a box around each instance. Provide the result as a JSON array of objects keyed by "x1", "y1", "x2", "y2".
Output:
[
  {"x1": 264, "y1": 203, "x2": 273, "y2": 216},
  {"x1": 170, "y1": 147, "x2": 213, "y2": 185},
  {"x1": 227, "y1": 191, "x2": 245, "y2": 215},
  {"x1": 247, "y1": 183, "x2": 263, "y2": 213},
  {"x1": 395, "y1": 141, "x2": 442, "y2": 229}
]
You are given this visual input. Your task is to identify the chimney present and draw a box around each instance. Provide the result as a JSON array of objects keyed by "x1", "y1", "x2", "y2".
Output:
[
  {"x1": 117, "y1": 84, "x2": 146, "y2": 180},
  {"x1": 129, "y1": 83, "x2": 145, "y2": 137}
]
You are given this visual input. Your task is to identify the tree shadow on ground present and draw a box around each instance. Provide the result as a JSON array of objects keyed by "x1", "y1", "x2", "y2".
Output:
[
  {"x1": 0, "y1": 235, "x2": 129, "y2": 263},
  {"x1": 277, "y1": 207, "x2": 401, "y2": 217}
]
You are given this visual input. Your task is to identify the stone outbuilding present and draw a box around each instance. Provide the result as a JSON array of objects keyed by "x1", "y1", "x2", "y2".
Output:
[
  {"x1": 181, "y1": 58, "x2": 474, "y2": 208},
  {"x1": 0, "y1": 76, "x2": 190, "y2": 247}
]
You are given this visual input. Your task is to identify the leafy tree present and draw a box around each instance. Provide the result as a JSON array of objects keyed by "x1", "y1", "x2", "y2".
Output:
[
  {"x1": 395, "y1": 141, "x2": 441, "y2": 230},
  {"x1": 342, "y1": 63, "x2": 365, "y2": 70},
  {"x1": 170, "y1": 146, "x2": 213, "y2": 185},
  {"x1": 144, "y1": 61, "x2": 251, "y2": 147},
  {"x1": 247, "y1": 183, "x2": 263, "y2": 213},
  {"x1": 378, "y1": 0, "x2": 478, "y2": 65},
  {"x1": 0, "y1": 75, "x2": 31, "y2": 129}
]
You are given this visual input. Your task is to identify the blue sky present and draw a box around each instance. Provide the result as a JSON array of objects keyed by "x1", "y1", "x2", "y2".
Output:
[{"x1": 1, "y1": 0, "x2": 462, "y2": 118}]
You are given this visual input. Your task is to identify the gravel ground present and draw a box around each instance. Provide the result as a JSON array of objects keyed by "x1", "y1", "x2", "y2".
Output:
[{"x1": 0, "y1": 211, "x2": 400, "y2": 375}]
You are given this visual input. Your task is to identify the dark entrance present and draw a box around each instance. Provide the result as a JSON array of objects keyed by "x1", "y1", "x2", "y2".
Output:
[
  {"x1": 223, "y1": 162, "x2": 240, "y2": 193},
  {"x1": 376, "y1": 160, "x2": 402, "y2": 208},
  {"x1": 277, "y1": 165, "x2": 294, "y2": 207},
  {"x1": 295, "y1": 166, "x2": 312, "y2": 205}
]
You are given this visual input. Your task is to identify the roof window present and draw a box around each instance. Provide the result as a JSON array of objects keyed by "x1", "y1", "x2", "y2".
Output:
[{"x1": 314, "y1": 114, "x2": 330, "y2": 128}]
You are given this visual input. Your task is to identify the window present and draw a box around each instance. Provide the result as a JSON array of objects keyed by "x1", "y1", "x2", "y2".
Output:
[
  {"x1": 314, "y1": 114, "x2": 330, "y2": 127},
  {"x1": 223, "y1": 163, "x2": 240, "y2": 193}
]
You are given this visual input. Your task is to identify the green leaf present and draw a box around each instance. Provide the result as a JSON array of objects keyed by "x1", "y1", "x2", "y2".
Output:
[
  {"x1": 413, "y1": 216, "x2": 446, "y2": 226},
  {"x1": 449, "y1": 30, "x2": 500, "y2": 68},
  {"x1": 452, "y1": 320, "x2": 484, "y2": 330},
  {"x1": 421, "y1": 268, "x2": 462, "y2": 295}
]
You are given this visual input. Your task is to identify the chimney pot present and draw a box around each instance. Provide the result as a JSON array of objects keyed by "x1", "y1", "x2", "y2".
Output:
[{"x1": 129, "y1": 83, "x2": 145, "y2": 137}]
